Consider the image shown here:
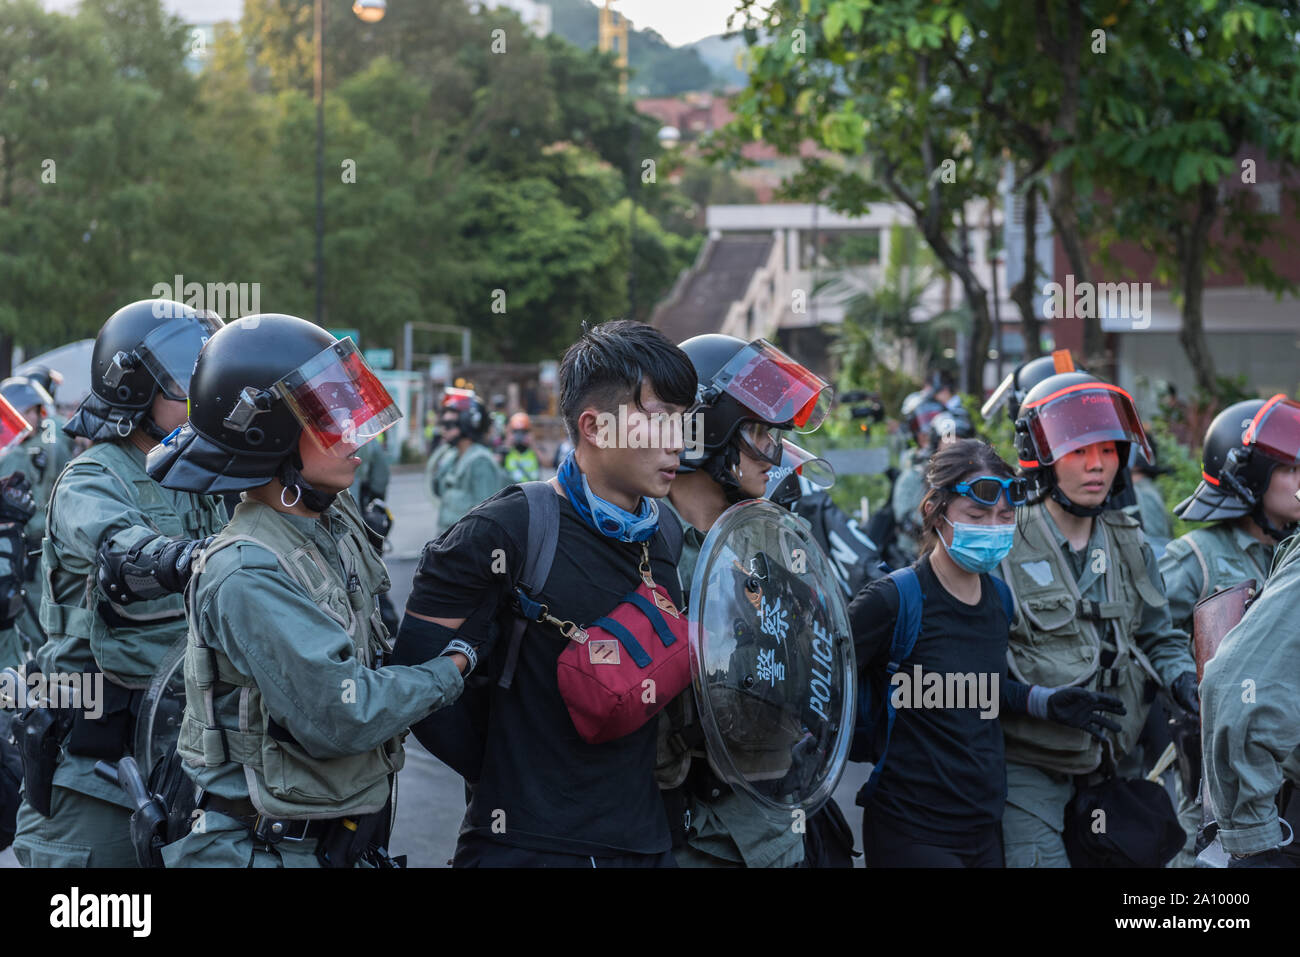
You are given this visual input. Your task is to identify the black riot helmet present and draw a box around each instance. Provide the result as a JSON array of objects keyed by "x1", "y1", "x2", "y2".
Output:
[
  {"x1": 66, "y1": 299, "x2": 223, "y2": 442},
  {"x1": 981, "y1": 349, "x2": 1084, "y2": 424},
  {"x1": 440, "y1": 387, "x2": 488, "y2": 441},
  {"x1": 0, "y1": 376, "x2": 54, "y2": 419},
  {"x1": 147, "y1": 315, "x2": 400, "y2": 507},
  {"x1": 678, "y1": 334, "x2": 832, "y2": 503},
  {"x1": 1014, "y1": 371, "x2": 1151, "y2": 516},
  {"x1": 927, "y1": 408, "x2": 976, "y2": 449},
  {"x1": 1175, "y1": 395, "x2": 1300, "y2": 541},
  {"x1": 18, "y1": 364, "x2": 62, "y2": 402}
]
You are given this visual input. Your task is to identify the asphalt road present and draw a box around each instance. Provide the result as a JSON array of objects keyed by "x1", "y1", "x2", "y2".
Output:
[{"x1": 3, "y1": 465, "x2": 872, "y2": 868}]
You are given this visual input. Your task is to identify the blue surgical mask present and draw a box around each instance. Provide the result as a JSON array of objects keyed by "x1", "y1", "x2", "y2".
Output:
[{"x1": 939, "y1": 515, "x2": 1016, "y2": 574}]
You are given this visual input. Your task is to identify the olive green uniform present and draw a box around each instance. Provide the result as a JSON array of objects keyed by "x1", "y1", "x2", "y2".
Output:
[
  {"x1": 1132, "y1": 477, "x2": 1173, "y2": 551},
  {"x1": 425, "y1": 441, "x2": 507, "y2": 537},
  {"x1": 1202, "y1": 536, "x2": 1300, "y2": 855},
  {"x1": 655, "y1": 498, "x2": 804, "y2": 868},
  {"x1": 350, "y1": 437, "x2": 391, "y2": 506},
  {"x1": 993, "y1": 502, "x2": 1194, "y2": 867},
  {"x1": 162, "y1": 493, "x2": 463, "y2": 867},
  {"x1": 12, "y1": 441, "x2": 225, "y2": 867}
]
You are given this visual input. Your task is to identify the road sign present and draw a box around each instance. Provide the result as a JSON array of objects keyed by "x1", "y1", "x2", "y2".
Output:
[{"x1": 364, "y1": 348, "x2": 394, "y2": 369}]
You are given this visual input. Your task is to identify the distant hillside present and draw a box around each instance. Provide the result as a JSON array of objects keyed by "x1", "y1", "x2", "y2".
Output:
[
  {"x1": 690, "y1": 33, "x2": 749, "y2": 89},
  {"x1": 544, "y1": 0, "x2": 734, "y2": 96}
]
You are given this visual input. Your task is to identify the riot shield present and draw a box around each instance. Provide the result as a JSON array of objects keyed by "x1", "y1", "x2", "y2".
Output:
[
  {"x1": 689, "y1": 498, "x2": 856, "y2": 817},
  {"x1": 133, "y1": 637, "x2": 187, "y2": 782}
]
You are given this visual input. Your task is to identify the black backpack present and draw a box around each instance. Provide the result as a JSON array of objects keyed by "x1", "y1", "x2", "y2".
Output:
[{"x1": 406, "y1": 482, "x2": 683, "y2": 783}]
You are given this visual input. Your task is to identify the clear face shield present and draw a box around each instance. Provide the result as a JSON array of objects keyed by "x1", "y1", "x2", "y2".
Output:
[
  {"x1": 273, "y1": 338, "x2": 401, "y2": 456},
  {"x1": 708, "y1": 339, "x2": 833, "y2": 433},
  {"x1": 126, "y1": 311, "x2": 224, "y2": 401},
  {"x1": 1023, "y1": 383, "x2": 1151, "y2": 466}
]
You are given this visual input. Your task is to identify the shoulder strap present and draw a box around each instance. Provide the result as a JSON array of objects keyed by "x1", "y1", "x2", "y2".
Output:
[
  {"x1": 499, "y1": 482, "x2": 561, "y2": 690},
  {"x1": 886, "y1": 566, "x2": 924, "y2": 666},
  {"x1": 1183, "y1": 533, "x2": 1212, "y2": 603},
  {"x1": 655, "y1": 504, "x2": 684, "y2": 562},
  {"x1": 991, "y1": 576, "x2": 1015, "y2": 624}
]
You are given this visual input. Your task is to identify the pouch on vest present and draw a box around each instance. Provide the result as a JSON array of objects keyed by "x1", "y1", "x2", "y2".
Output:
[
  {"x1": 65, "y1": 673, "x2": 140, "y2": 760},
  {"x1": 547, "y1": 557, "x2": 691, "y2": 745},
  {"x1": 1064, "y1": 776, "x2": 1184, "y2": 867}
]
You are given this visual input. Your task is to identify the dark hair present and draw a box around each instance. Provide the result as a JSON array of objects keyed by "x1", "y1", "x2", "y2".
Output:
[
  {"x1": 558, "y1": 320, "x2": 698, "y2": 443},
  {"x1": 917, "y1": 439, "x2": 1015, "y2": 553}
]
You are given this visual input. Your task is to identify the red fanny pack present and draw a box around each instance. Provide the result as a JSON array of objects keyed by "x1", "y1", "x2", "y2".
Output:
[{"x1": 548, "y1": 549, "x2": 690, "y2": 745}]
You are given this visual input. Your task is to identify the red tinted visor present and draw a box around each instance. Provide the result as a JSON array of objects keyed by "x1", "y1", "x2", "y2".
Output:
[
  {"x1": 274, "y1": 338, "x2": 401, "y2": 456},
  {"x1": 1023, "y1": 383, "x2": 1150, "y2": 465},
  {"x1": 779, "y1": 439, "x2": 835, "y2": 489},
  {"x1": 441, "y1": 387, "x2": 478, "y2": 412},
  {"x1": 0, "y1": 395, "x2": 32, "y2": 456},
  {"x1": 711, "y1": 339, "x2": 832, "y2": 433},
  {"x1": 1244, "y1": 394, "x2": 1300, "y2": 465}
]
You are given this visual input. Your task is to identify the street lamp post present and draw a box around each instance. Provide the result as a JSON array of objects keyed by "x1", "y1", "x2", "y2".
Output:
[{"x1": 315, "y1": 1, "x2": 387, "y2": 327}]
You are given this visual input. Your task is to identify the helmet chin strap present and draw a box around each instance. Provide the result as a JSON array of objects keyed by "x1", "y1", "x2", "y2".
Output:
[
  {"x1": 1048, "y1": 483, "x2": 1107, "y2": 518},
  {"x1": 277, "y1": 453, "x2": 337, "y2": 513},
  {"x1": 138, "y1": 414, "x2": 168, "y2": 442},
  {"x1": 704, "y1": 443, "x2": 752, "y2": 505},
  {"x1": 1250, "y1": 506, "x2": 1296, "y2": 545}
]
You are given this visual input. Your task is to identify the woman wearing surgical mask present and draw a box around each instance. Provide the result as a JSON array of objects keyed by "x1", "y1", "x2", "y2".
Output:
[{"x1": 847, "y1": 440, "x2": 1124, "y2": 867}]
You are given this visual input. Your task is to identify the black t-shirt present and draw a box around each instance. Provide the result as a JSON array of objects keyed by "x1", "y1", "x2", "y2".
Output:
[
  {"x1": 406, "y1": 484, "x2": 684, "y2": 857},
  {"x1": 847, "y1": 554, "x2": 1011, "y2": 844}
]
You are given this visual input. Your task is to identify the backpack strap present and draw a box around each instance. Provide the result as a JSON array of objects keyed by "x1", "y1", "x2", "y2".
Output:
[
  {"x1": 864, "y1": 566, "x2": 924, "y2": 790},
  {"x1": 498, "y1": 481, "x2": 561, "y2": 690},
  {"x1": 656, "y1": 505, "x2": 684, "y2": 562},
  {"x1": 990, "y1": 575, "x2": 1016, "y2": 625}
]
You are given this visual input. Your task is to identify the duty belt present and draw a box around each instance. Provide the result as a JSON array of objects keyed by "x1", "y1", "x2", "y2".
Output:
[{"x1": 199, "y1": 794, "x2": 333, "y2": 844}]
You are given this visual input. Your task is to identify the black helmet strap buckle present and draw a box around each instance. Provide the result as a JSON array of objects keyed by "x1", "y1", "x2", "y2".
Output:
[
  {"x1": 103, "y1": 350, "x2": 138, "y2": 395},
  {"x1": 223, "y1": 387, "x2": 275, "y2": 435},
  {"x1": 1219, "y1": 446, "x2": 1261, "y2": 509}
]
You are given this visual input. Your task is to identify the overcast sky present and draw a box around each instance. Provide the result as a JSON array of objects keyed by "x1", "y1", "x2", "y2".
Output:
[{"x1": 40, "y1": 0, "x2": 751, "y2": 47}]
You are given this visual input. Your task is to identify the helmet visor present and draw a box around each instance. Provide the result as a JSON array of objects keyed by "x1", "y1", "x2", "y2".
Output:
[
  {"x1": 712, "y1": 339, "x2": 832, "y2": 433},
  {"x1": 778, "y1": 439, "x2": 835, "y2": 489},
  {"x1": 0, "y1": 395, "x2": 33, "y2": 455},
  {"x1": 138, "y1": 312, "x2": 224, "y2": 401},
  {"x1": 1023, "y1": 383, "x2": 1151, "y2": 466},
  {"x1": 274, "y1": 338, "x2": 401, "y2": 457},
  {"x1": 1244, "y1": 394, "x2": 1300, "y2": 465},
  {"x1": 736, "y1": 420, "x2": 787, "y2": 467}
]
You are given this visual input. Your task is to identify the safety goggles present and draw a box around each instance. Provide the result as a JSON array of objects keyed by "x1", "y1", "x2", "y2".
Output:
[
  {"x1": 0, "y1": 394, "x2": 33, "y2": 456},
  {"x1": 735, "y1": 420, "x2": 787, "y2": 466},
  {"x1": 1020, "y1": 382, "x2": 1151, "y2": 467},
  {"x1": 706, "y1": 339, "x2": 832, "y2": 433},
  {"x1": 273, "y1": 337, "x2": 401, "y2": 457},
  {"x1": 1242, "y1": 394, "x2": 1300, "y2": 465},
  {"x1": 945, "y1": 475, "x2": 1029, "y2": 508},
  {"x1": 131, "y1": 311, "x2": 224, "y2": 401}
]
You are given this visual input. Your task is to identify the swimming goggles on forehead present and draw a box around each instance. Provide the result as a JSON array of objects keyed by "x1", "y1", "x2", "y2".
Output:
[{"x1": 944, "y1": 475, "x2": 1030, "y2": 508}]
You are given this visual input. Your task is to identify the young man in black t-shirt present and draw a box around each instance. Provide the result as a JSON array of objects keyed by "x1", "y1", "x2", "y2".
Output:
[{"x1": 395, "y1": 320, "x2": 698, "y2": 867}]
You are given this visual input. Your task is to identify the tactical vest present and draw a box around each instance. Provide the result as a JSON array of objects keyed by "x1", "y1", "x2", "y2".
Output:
[
  {"x1": 432, "y1": 442, "x2": 499, "y2": 531},
  {"x1": 1173, "y1": 525, "x2": 1271, "y2": 604},
  {"x1": 999, "y1": 503, "x2": 1167, "y2": 775},
  {"x1": 503, "y1": 447, "x2": 540, "y2": 484},
  {"x1": 176, "y1": 493, "x2": 403, "y2": 820},
  {"x1": 38, "y1": 441, "x2": 225, "y2": 687}
]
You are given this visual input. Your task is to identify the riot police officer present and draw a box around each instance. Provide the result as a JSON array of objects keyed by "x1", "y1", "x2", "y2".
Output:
[
  {"x1": 0, "y1": 375, "x2": 64, "y2": 660},
  {"x1": 1200, "y1": 394, "x2": 1300, "y2": 865},
  {"x1": 16, "y1": 363, "x2": 77, "y2": 472},
  {"x1": 11, "y1": 299, "x2": 227, "y2": 867},
  {"x1": 994, "y1": 371, "x2": 1197, "y2": 867},
  {"x1": 424, "y1": 388, "x2": 507, "y2": 536},
  {"x1": 1162, "y1": 397, "x2": 1300, "y2": 634},
  {"x1": 146, "y1": 314, "x2": 471, "y2": 867},
  {"x1": 657, "y1": 333, "x2": 835, "y2": 868}
]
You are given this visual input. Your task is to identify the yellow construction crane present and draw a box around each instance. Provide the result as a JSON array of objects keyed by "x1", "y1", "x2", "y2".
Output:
[{"x1": 597, "y1": 0, "x2": 629, "y2": 95}]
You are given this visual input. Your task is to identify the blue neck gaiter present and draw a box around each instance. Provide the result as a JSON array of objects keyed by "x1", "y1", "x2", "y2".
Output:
[{"x1": 557, "y1": 451, "x2": 659, "y2": 542}]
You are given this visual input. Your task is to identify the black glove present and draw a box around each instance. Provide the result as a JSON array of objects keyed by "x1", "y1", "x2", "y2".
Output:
[
  {"x1": 97, "y1": 534, "x2": 213, "y2": 603},
  {"x1": 1042, "y1": 686, "x2": 1127, "y2": 741},
  {"x1": 0, "y1": 472, "x2": 35, "y2": 525},
  {"x1": 1170, "y1": 671, "x2": 1200, "y2": 716}
]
